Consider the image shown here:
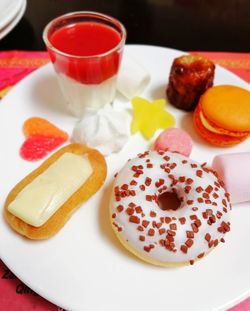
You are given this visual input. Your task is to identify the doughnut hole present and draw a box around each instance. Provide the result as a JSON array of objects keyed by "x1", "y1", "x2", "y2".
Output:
[{"x1": 158, "y1": 191, "x2": 181, "y2": 211}]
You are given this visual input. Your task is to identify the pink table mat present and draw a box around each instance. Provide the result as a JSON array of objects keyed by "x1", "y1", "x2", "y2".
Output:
[{"x1": 0, "y1": 50, "x2": 250, "y2": 311}]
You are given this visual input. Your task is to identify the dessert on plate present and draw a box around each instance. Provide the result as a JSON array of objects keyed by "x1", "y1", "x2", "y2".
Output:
[
  {"x1": 110, "y1": 150, "x2": 231, "y2": 266},
  {"x1": 153, "y1": 127, "x2": 193, "y2": 157},
  {"x1": 4, "y1": 144, "x2": 107, "y2": 239},
  {"x1": 167, "y1": 54, "x2": 215, "y2": 111},
  {"x1": 212, "y1": 152, "x2": 250, "y2": 204},
  {"x1": 193, "y1": 85, "x2": 250, "y2": 146}
]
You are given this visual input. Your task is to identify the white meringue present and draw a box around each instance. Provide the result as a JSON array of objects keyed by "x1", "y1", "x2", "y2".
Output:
[{"x1": 72, "y1": 103, "x2": 131, "y2": 156}]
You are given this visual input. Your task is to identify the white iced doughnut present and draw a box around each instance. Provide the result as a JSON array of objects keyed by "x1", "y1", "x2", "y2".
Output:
[{"x1": 110, "y1": 150, "x2": 231, "y2": 266}]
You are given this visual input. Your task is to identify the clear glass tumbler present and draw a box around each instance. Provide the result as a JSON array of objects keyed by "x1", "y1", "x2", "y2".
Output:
[{"x1": 43, "y1": 11, "x2": 126, "y2": 117}]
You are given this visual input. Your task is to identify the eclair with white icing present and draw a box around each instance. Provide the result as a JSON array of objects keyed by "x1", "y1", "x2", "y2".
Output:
[{"x1": 4, "y1": 144, "x2": 107, "y2": 239}]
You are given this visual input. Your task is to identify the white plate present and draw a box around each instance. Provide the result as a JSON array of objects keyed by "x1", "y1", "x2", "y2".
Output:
[
  {"x1": 0, "y1": 45, "x2": 250, "y2": 311},
  {"x1": 0, "y1": 0, "x2": 26, "y2": 40},
  {"x1": 0, "y1": 0, "x2": 23, "y2": 30}
]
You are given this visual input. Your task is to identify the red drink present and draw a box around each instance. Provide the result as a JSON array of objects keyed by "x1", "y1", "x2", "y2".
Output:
[
  {"x1": 49, "y1": 22, "x2": 122, "y2": 84},
  {"x1": 50, "y1": 22, "x2": 121, "y2": 57},
  {"x1": 43, "y1": 12, "x2": 126, "y2": 116}
]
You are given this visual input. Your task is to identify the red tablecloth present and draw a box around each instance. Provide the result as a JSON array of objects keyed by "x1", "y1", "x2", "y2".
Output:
[{"x1": 0, "y1": 50, "x2": 250, "y2": 311}]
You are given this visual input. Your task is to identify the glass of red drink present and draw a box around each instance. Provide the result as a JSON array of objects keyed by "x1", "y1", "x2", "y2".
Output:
[{"x1": 43, "y1": 11, "x2": 126, "y2": 117}]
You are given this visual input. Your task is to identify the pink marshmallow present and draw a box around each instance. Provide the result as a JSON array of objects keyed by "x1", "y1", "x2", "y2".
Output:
[
  {"x1": 154, "y1": 128, "x2": 193, "y2": 157},
  {"x1": 212, "y1": 152, "x2": 250, "y2": 204}
]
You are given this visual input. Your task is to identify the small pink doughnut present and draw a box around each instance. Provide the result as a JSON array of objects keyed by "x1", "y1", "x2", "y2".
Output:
[{"x1": 154, "y1": 128, "x2": 193, "y2": 157}]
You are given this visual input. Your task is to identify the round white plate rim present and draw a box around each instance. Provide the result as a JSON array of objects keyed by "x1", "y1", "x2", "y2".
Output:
[
  {"x1": 0, "y1": 44, "x2": 249, "y2": 311},
  {"x1": 0, "y1": 0, "x2": 23, "y2": 30},
  {"x1": 0, "y1": 0, "x2": 26, "y2": 40}
]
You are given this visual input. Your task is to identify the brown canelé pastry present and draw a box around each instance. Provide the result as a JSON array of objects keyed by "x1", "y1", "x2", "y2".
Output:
[{"x1": 166, "y1": 54, "x2": 215, "y2": 111}]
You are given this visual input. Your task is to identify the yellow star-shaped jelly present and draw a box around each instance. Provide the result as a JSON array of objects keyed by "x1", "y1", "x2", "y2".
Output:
[{"x1": 131, "y1": 97, "x2": 176, "y2": 140}]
